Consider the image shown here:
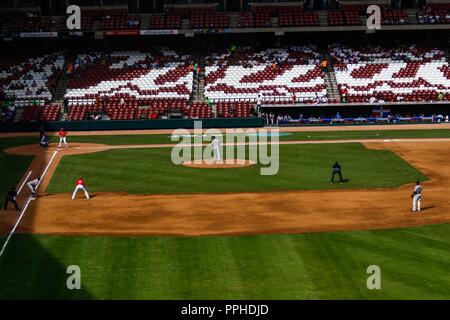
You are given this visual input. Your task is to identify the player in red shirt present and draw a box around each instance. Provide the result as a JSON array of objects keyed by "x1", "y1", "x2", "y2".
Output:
[
  {"x1": 58, "y1": 128, "x2": 68, "y2": 148},
  {"x1": 71, "y1": 177, "x2": 90, "y2": 200}
]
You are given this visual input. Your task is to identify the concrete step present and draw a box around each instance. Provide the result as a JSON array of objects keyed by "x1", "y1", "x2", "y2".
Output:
[
  {"x1": 229, "y1": 13, "x2": 239, "y2": 29},
  {"x1": 318, "y1": 10, "x2": 328, "y2": 27},
  {"x1": 270, "y1": 17, "x2": 278, "y2": 27},
  {"x1": 406, "y1": 9, "x2": 418, "y2": 25},
  {"x1": 52, "y1": 16, "x2": 64, "y2": 32},
  {"x1": 13, "y1": 107, "x2": 24, "y2": 122},
  {"x1": 181, "y1": 19, "x2": 189, "y2": 29},
  {"x1": 92, "y1": 20, "x2": 100, "y2": 31},
  {"x1": 140, "y1": 14, "x2": 150, "y2": 30}
]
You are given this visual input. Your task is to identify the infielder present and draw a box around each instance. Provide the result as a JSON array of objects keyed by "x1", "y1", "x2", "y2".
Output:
[
  {"x1": 210, "y1": 136, "x2": 221, "y2": 161},
  {"x1": 58, "y1": 128, "x2": 68, "y2": 148},
  {"x1": 72, "y1": 177, "x2": 90, "y2": 200},
  {"x1": 411, "y1": 181, "x2": 422, "y2": 212},
  {"x1": 27, "y1": 176, "x2": 41, "y2": 198}
]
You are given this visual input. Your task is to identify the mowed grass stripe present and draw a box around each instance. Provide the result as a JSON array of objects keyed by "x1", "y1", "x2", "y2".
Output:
[
  {"x1": 1, "y1": 224, "x2": 450, "y2": 299},
  {"x1": 46, "y1": 143, "x2": 427, "y2": 194},
  {"x1": 61, "y1": 128, "x2": 450, "y2": 145}
]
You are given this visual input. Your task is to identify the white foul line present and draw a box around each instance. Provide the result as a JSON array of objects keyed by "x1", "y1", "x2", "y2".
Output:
[
  {"x1": 17, "y1": 171, "x2": 32, "y2": 196},
  {"x1": 0, "y1": 150, "x2": 58, "y2": 258}
]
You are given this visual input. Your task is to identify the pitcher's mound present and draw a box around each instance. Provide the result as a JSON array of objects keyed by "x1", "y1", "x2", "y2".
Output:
[{"x1": 182, "y1": 159, "x2": 256, "y2": 168}]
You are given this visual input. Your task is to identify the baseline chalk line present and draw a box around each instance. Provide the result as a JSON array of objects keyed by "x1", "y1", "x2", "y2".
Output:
[
  {"x1": 0, "y1": 150, "x2": 58, "y2": 258},
  {"x1": 17, "y1": 171, "x2": 32, "y2": 195}
]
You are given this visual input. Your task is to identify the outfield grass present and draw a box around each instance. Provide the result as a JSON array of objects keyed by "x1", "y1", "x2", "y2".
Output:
[
  {"x1": 46, "y1": 143, "x2": 427, "y2": 194},
  {"x1": 1, "y1": 224, "x2": 450, "y2": 299},
  {"x1": 0, "y1": 132, "x2": 447, "y2": 300},
  {"x1": 63, "y1": 129, "x2": 450, "y2": 145}
]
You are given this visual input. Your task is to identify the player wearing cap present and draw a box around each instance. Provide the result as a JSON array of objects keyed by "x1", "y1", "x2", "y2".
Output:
[
  {"x1": 58, "y1": 128, "x2": 68, "y2": 148},
  {"x1": 27, "y1": 176, "x2": 41, "y2": 198},
  {"x1": 72, "y1": 177, "x2": 90, "y2": 200},
  {"x1": 411, "y1": 181, "x2": 422, "y2": 212}
]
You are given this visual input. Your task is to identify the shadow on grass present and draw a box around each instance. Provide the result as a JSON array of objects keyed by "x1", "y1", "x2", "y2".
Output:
[
  {"x1": 0, "y1": 137, "x2": 94, "y2": 299},
  {"x1": 0, "y1": 234, "x2": 94, "y2": 299}
]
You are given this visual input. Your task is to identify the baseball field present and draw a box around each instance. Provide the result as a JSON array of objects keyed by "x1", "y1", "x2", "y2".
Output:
[{"x1": 1, "y1": 124, "x2": 450, "y2": 299}]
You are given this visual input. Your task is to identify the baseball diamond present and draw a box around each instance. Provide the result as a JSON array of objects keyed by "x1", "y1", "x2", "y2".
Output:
[
  {"x1": 1, "y1": 1, "x2": 450, "y2": 304},
  {"x1": 1, "y1": 124, "x2": 450, "y2": 299}
]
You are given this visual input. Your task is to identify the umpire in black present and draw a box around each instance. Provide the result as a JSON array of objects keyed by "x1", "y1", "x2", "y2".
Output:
[
  {"x1": 330, "y1": 162, "x2": 344, "y2": 184},
  {"x1": 3, "y1": 187, "x2": 20, "y2": 211}
]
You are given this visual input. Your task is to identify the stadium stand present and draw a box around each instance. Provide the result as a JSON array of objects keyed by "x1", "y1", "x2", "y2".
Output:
[
  {"x1": 0, "y1": 12, "x2": 53, "y2": 33},
  {"x1": 149, "y1": 14, "x2": 181, "y2": 29},
  {"x1": 381, "y1": 9, "x2": 409, "y2": 25},
  {"x1": 417, "y1": 3, "x2": 450, "y2": 24},
  {"x1": 188, "y1": 102, "x2": 212, "y2": 118},
  {"x1": 20, "y1": 104, "x2": 60, "y2": 122},
  {"x1": 204, "y1": 46, "x2": 327, "y2": 104},
  {"x1": 328, "y1": 9, "x2": 362, "y2": 26},
  {"x1": 1, "y1": 53, "x2": 65, "y2": 107},
  {"x1": 99, "y1": 15, "x2": 140, "y2": 30},
  {"x1": 189, "y1": 12, "x2": 229, "y2": 29},
  {"x1": 330, "y1": 45, "x2": 450, "y2": 103},
  {"x1": 216, "y1": 101, "x2": 253, "y2": 118},
  {"x1": 64, "y1": 49, "x2": 193, "y2": 120}
]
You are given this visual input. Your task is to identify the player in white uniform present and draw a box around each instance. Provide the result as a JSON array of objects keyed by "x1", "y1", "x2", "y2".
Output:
[
  {"x1": 411, "y1": 181, "x2": 422, "y2": 212},
  {"x1": 210, "y1": 136, "x2": 221, "y2": 161},
  {"x1": 27, "y1": 176, "x2": 41, "y2": 198}
]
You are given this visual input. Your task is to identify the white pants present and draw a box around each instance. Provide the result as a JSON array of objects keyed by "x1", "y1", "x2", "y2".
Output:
[
  {"x1": 59, "y1": 137, "x2": 67, "y2": 147},
  {"x1": 412, "y1": 194, "x2": 421, "y2": 212},
  {"x1": 27, "y1": 182, "x2": 37, "y2": 195},
  {"x1": 72, "y1": 185, "x2": 90, "y2": 200},
  {"x1": 213, "y1": 148, "x2": 221, "y2": 161}
]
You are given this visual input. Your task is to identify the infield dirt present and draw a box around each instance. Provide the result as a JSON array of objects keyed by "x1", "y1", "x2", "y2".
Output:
[{"x1": 1, "y1": 138, "x2": 450, "y2": 236}]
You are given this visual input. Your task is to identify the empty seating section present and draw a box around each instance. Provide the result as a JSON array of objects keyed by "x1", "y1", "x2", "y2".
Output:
[
  {"x1": 0, "y1": 12, "x2": 52, "y2": 32},
  {"x1": 238, "y1": 12, "x2": 255, "y2": 27},
  {"x1": 417, "y1": 3, "x2": 450, "y2": 24},
  {"x1": 204, "y1": 46, "x2": 327, "y2": 104},
  {"x1": 20, "y1": 104, "x2": 60, "y2": 122},
  {"x1": 168, "y1": 7, "x2": 215, "y2": 16},
  {"x1": 189, "y1": 13, "x2": 228, "y2": 29},
  {"x1": 337, "y1": 5, "x2": 408, "y2": 26},
  {"x1": 239, "y1": 5, "x2": 318, "y2": 28},
  {"x1": 238, "y1": 7, "x2": 273, "y2": 28},
  {"x1": 65, "y1": 49, "x2": 193, "y2": 119},
  {"x1": 1, "y1": 54, "x2": 65, "y2": 105},
  {"x1": 68, "y1": 98, "x2": 187, "y2": 121},
  {"x1": 328, "y1": 10, "x2": 361, "y2": 26},
  {"x1": 382, "y1": 9, "x2": 409, "y2": 25},
  {"x1": 166, "y1": 15, "x2": 182, "y2": 29},
  {"x1": 330, "y1": 46, "x2": 450, "y2": 103},
  {"x1": 278, "y1": 9, "x2": 319, "y2": 27},
  {"x1": 99, "y1": 15, "x2": 140, "y2": 30},
  {"x1": 327, "y1": 10, "x2": 344, "y2": 26},
  {"x1": 254, "y1": 13, "x2": 271, "y2": 27},
  {"x1": 59, "y1": 8, "x2": 136, "y2": 31},
  {"x1": 188, "y1": 102, "x2": 211, "y2": 118},
  {"x1": 216, "y1": 102, "x2": 253, "y2": 118},
  {"x1": 149, "y1": 15, "x2": 181, "y2": 29}
]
